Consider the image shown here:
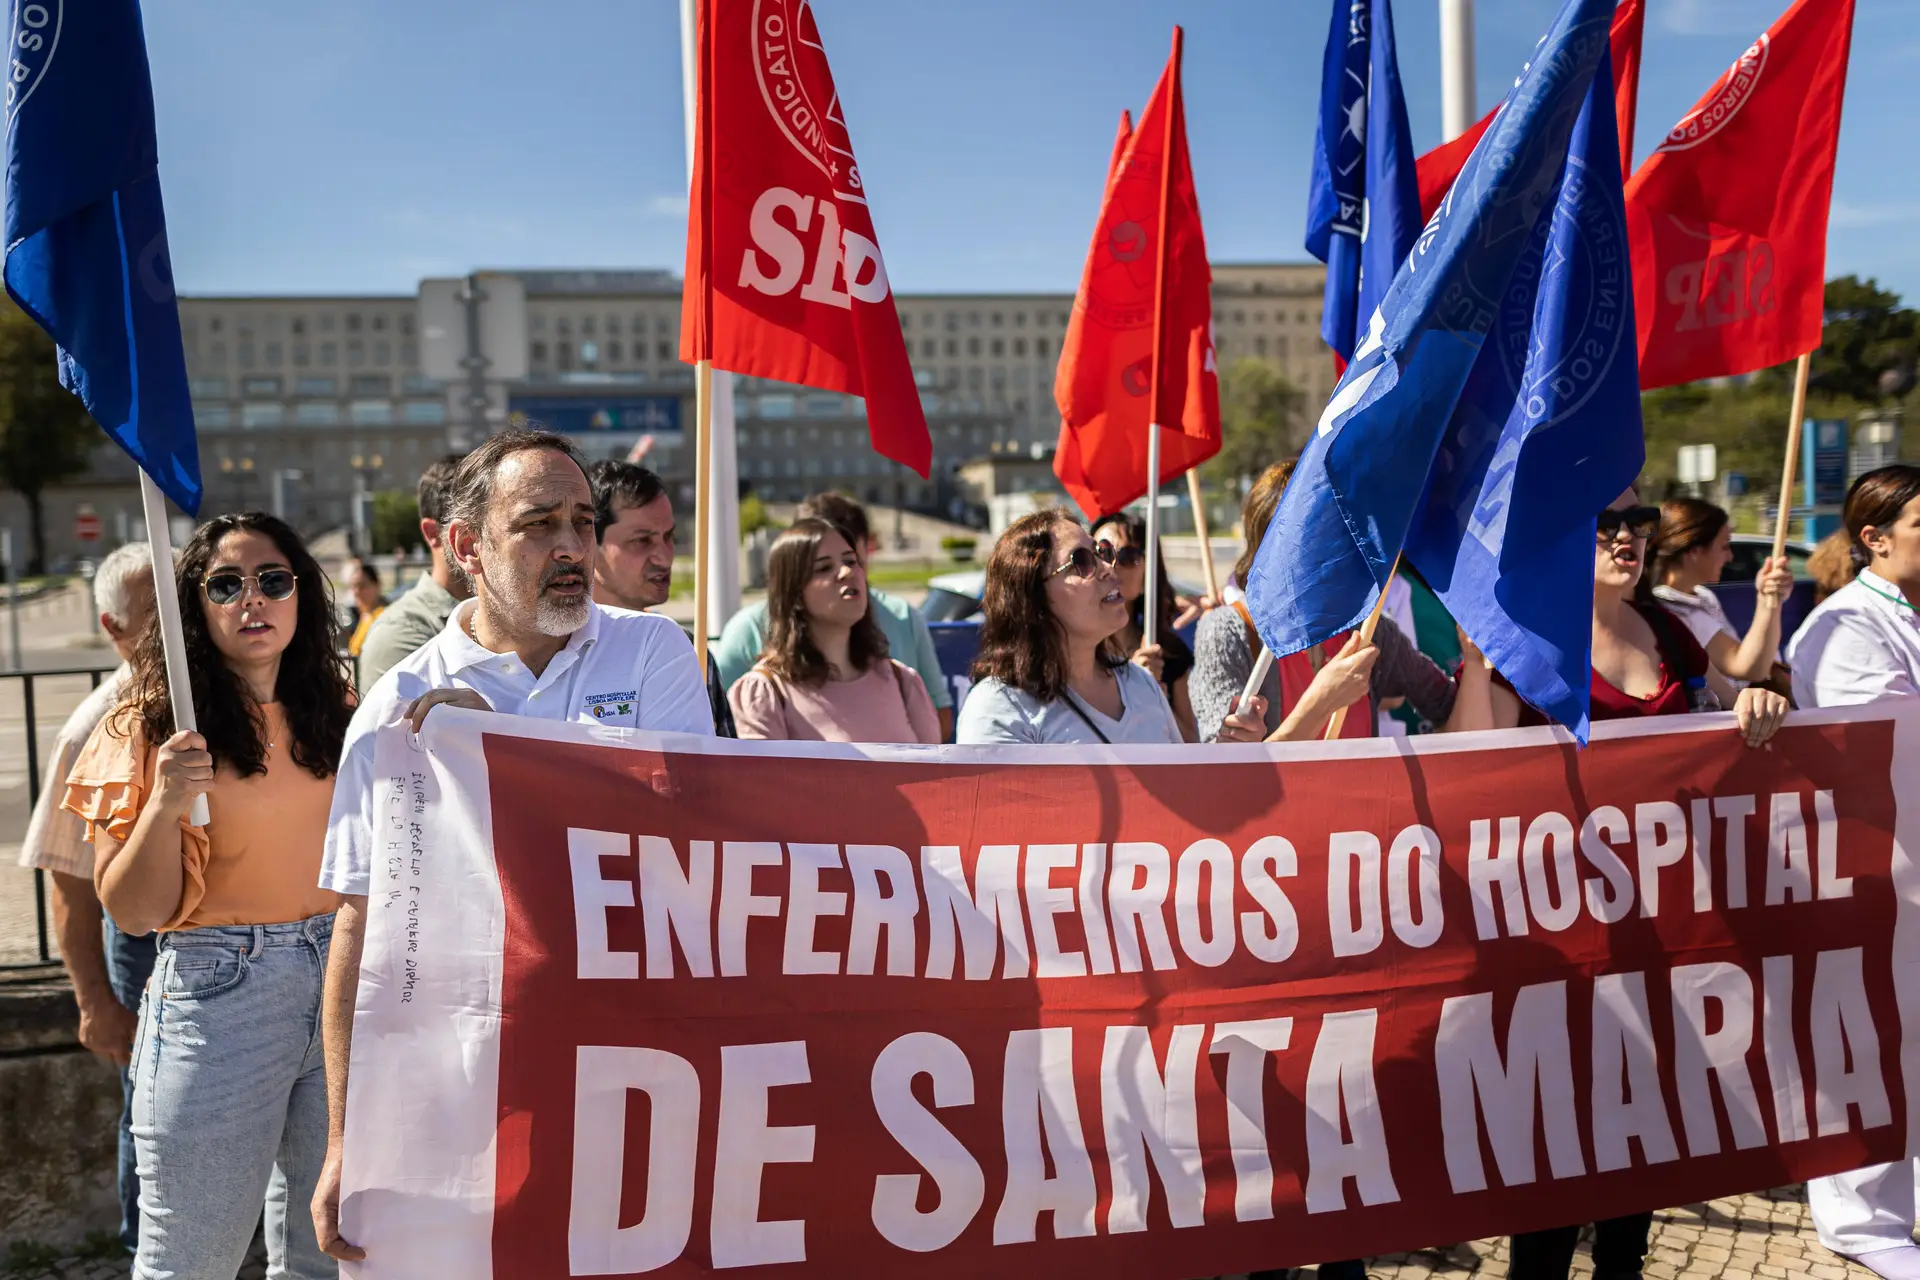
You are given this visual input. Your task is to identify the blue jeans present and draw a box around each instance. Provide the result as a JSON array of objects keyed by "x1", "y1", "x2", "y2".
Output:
[
  {"x1": 103, "y1": 916, "x2": 158, "y2": 1253},
  {"x1": 129, "y1": 914, "x2": 336, "y2": 1280}
]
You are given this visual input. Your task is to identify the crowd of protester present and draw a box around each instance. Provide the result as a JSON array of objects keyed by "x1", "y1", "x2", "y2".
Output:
[{"x1": 13, "y1": 427, "x2": 1920, "y2": 1279}]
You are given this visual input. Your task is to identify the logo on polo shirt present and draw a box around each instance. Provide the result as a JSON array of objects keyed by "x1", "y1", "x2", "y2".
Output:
[{"x1": 585, "y1": 690, "x2": 638, "y2": 720}]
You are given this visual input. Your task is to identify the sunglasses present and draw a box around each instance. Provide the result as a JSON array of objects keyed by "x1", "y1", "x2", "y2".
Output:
[
  {"x1": 1095, "y1": 541, "x2": 1144, "y2": 569},
  {"x1": 1049, "y1": 546, "x2": 1109, "y2": 580},
  {"x1": 201, "y1": 569, "x2": 298, "y2": 606},
  {"x1": 1596, "y1": 506, "x2": 1661, "y2": 541}
]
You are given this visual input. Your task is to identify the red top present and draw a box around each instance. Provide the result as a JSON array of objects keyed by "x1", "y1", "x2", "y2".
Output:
[{"x1": 1516, "y1": 602, "x2": 1710, "y2": 726}]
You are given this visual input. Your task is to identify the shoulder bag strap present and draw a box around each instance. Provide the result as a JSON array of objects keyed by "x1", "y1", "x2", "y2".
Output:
[{"x1": 1058, "y1": 690, "x2": 1114, "y2": 745}]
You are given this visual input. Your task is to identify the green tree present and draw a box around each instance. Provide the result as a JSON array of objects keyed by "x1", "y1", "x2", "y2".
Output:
[
  {"x1": 370, "y1": 490, "x2": 422, "y2": 555},
  {"x1": 1202, "y1": 357, "x2": 1306, "y2": 492},
  {"x1": 0, "y1": 301, "x2": 98, "y2": 573}
]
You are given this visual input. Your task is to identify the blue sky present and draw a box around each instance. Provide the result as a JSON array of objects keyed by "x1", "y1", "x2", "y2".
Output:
[{"x1": 146, "y1": 0, "x2": 1920, "y2": 303}]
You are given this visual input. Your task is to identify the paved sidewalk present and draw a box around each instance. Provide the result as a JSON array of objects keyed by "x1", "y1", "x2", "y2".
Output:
[{"x1": 3, "y1": 1188, "x2": 1883, "y2": 1279}]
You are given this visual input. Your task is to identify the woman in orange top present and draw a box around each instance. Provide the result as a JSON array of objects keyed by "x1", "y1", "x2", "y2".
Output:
[{"x1": 65, "y1": 512, "x2": 354, "y2": 1279}]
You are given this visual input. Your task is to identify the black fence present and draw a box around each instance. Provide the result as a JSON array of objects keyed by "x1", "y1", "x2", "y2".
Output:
[{"x1": 4, "y1": 664, "x2": 118, "y2": 969}]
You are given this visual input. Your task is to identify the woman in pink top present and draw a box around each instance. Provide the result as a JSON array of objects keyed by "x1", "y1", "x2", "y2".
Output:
[{"x1": 730, "y1": 517, "x2": 941, "y2": 744}]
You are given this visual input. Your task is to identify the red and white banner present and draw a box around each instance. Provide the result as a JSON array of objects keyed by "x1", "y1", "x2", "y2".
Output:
[{"x1": 339, "y1": 707, "x2": 1920, "y2": 1278}]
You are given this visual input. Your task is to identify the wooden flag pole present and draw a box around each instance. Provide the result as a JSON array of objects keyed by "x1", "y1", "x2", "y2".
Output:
[
  {"x1": 1320, "y1": 552, "x2": 1402, "y2": 740},
  {"x1": 1140, "y1": 26, "x2": 1184, "y2": 654},
  {"x1": 693, "y1": 358, "x2": 713, "y2": 679},
  {"x1": 138, "y1": 473, "x2": 208, "y2": 827},
  {"x1": 1185, "y1": 469, "x2": 1221, "y2": 602},
  {"x1": 1771, "y1": 351, "x2": 1814, "y2": 560}
]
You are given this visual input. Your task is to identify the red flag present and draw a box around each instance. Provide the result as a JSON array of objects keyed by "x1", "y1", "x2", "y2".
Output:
[
  {"x1": 1415, "y1": 0, "x2": 1645, "y2": 220},
  {"x1": 1107, "y1": 109, "x2": 1133, "y2": 185},
  {"x1": 1626, "y1": 0, "x2": 1856, "y2": 390},
  {"x1": 1053, "y1": 30, "x2": 1219, "y2": 520},
  {"x1": 680, "y1": 0, "x2": 930, "y2": 475}
]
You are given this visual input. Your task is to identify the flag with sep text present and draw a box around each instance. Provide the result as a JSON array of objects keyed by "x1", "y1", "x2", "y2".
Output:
[
  {"x1": 1248, "y1": 0, "x2": 1644, "y2": 740},
  {"x1": 1053, "y1": 33, "x2": 1219, "y2": 520},
  {"x1": 1625, "y1": 0, "x2": 1856, "y2": 390},
  {"x1": 1, "y1": 0, "x2": 201, "y2": 513},
  {"x1": 680, "y1": 0, "x2": 930, "y2": 475}
]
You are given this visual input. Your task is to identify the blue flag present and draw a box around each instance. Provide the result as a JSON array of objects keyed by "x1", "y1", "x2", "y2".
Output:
[
  {"x1": 1304, "y1": 0, "x2": 1421, "y2": 364},
  {"x1": 1248, "y1": 0, "x2": 1644, "y2": 741},
  {"x1": 3, "y1": 0, "x2": 201, "y2": 514}
]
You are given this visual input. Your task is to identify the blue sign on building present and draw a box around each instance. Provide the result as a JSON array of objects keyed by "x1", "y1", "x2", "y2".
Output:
[
  {"x1": 509, "y1": 394, "x2": 683, "y2": 436},
  {"x1": 1802, "y1": 418, "x2": 1849, "y2": 542}
]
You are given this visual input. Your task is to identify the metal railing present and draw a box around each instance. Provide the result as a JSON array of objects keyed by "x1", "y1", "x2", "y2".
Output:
[{"x1": 4, "y1": 664, "x2": 118, "y2": 969}]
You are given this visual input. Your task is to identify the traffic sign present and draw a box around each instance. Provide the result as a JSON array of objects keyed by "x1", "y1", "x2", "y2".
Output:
[
  {"x1": 74, "y1": 510, "x2": 101, "y2": 542},
  {"x1": 1676, "y1": 443, "x2": 1717, "y2": 485}
]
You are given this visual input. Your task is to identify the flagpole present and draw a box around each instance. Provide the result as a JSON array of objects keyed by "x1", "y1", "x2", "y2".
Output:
[
  {"x1": 138, "y1": 473, "x2": 208, "y2": 828},
  {"x1": 694, "y1": 359, "x2": 713, "y2": 676},
  {"x1": 1771, "y1": 351, "x2": 1813, "y2": 559},
  {"x1": 685, "y1": 0, "x2": 716, "y2": 683},
  {"x1": 1141, "y1": 26, "x2": 1184, "y2": 653},
  {"x1": 1320, "y1": 552, "x2": 1401, "y2": 740},
  {"x1": 681, "y1": 0, "x2": 741, "y2": 637},
  {"x1": 1184, "y1": 469, "x2": 1221, "y2": 602}
]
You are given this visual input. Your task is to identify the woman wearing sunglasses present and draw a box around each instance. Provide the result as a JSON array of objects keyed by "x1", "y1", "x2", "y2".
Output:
[
  {"x1": 63, "y1": 513, "x2": 354, "y2": 1278},
  {"x1": 956, "y1": 509, "x2": 1267, "y2": 746},
  {"x1": 730, "y1": 517, "x2": 942, "y2": 744},
  {"x1": 1449, "y1": 489, "x2": 1788, "y2": 1280},
  {"x1": 1090, "y1": 510, "x2": 1199, "y2": 741}
]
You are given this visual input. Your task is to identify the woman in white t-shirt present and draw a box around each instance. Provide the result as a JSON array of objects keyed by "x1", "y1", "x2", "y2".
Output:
[
  {"x1": 957, "y1": 509, "x2": 1266, "y2": 746},
  {"x1": 1646, "y1": 497, "x2": 1794, "y2": 687}
]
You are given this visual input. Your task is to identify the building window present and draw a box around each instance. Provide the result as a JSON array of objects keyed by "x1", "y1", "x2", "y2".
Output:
[
  {"x1": 196, "y1": 404, "x2": 233, "y2": 427},
  {"x1": 295, "y1": 403, "x2": 341, "y2": 427},
  {"x1": 920, "y1": 340, "x2": 935, "y2": 358},
  {"x1": 1015, "y1": 312, "x2": 1027, "y2": 328},
  {"x1": 263, "y1": 342, "x2": 283, "y2": 365},
  {"x1": 237, "y1": 343, "x2": 256, "y2": 369},
  {"x1": 242, "y1": 376, "x2": 281, "y2": 397},
  {"x1": 373, "y1": 340, "x2": 391, "y2": 365},
  {"x1": 320, "y1": 342, "x2": 338, "y2": 366},
  {"x1": 1255, "y1": 336, "x2": 1268, "y2": 356},
  {"x1": 399, "y1": 314, "x2": 414, "y2": 336},
  {"x1": 579, "y1": 341, "x2": 599, "y2": 366},
  {"x1": 532, "y1": 314, "x2": 548, "y2": 334},
  {"x1": 607, "y1": 341, "x2": 623, "y2": 363},
  {"x1": 582, "y1": 316, "x2": 597, "y2": 337},
  {"x1": 804, "y1": 395, "x2": 841, "y2": 417},
  {"x1": 297, "y1": 376, "x2": 337, "y2": 396},
  {"x1": 967, "y1": 337, "x2": 981, "y2": 357},
  {"x1": 402, "y1": 374, "x2": 441, "y2": 394},
  {"x1": 293, "y1": 344, "x2": 310, "y2": 367},
  {"x1": 607, "y1": 316, "x2": 623, "y2": 335},
  {"x1": 208, "y1": 317, "x2": 223, "y2": 333},
  {"x1": 990, "y1": 339, "x2": 1004, "y2": 357},
  {"x1": 208, "y1": 341, "x2": 227, "y2": 365},
  {"x1": 318, "y1": 314, "x2": 335, "y2": 333},
  {"x1": 347, "y1": 340, "x2": 366, "y2": 367},
  {"x1": 371, "y1": 314, "x2": 387, "y2": 332},
  {"x1": 189, "y1": 377, "x2": 228, "y2": 397},
  {"x1": 531, "y1": 341, "x2": 549, "y2": 364},
  {"x1": 759, "y1": 395, "x2": 794, "y2": 418},
  {"x1": 346, "y1": 314, "x2": 362, "y2": 333},
  {"x1": 657, "y1": 341, "x2": 673, "y2": 362},
  {"x1": 241, "y1": 403, "x2": 285, "y2": 429},
  {"x1": 1035, "y1": 337, "x2": 1049, "y2": 357},
  {"x1": 557, "y1": 317, "x2": 572, "y2": 337},
  {"x1": 968, "y1": 311, "x2": 981, "y2": 327},
  {"x1": 1013, "y1": 338, "x2": 1026, "y2": 357},
  {"x1": 403, "y1": 401, "x2": 447, "y2": 424},
  {"x1": 350, "y1": 400, "x2": 393, "y2": 425},
  {"x1": 350, "y1": 374, "x2": 391, "y2": 395},
  {"x1": 400, "y1": 340, "x2": 417, "y2": 365},
  {"x1": 556, "y1": 343, "x2": 573, "y2": 371}
]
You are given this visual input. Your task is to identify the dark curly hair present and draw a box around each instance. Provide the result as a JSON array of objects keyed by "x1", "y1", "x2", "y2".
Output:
[
  {"x1": 120, "y1": 513, "x2": 354, "y2": 779},
  {"x1": 970, "y1": 508, "x2": 1123, "y2": 702}
]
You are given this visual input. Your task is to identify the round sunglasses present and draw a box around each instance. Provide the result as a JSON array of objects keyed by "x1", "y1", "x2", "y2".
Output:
[
  {"x1": 1596, "y1": 505, "x2": 1661, "y2": 542},
  {"x1": 1049, "y1": 543, "x2": 1141, "y2": 580},
  {"x1": 201, "y1": 569, "x2": 298, "y2": 606}
]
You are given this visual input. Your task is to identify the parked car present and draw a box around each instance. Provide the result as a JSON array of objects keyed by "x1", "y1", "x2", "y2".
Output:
[{"x1": 1726, "y1": 534, "x2": 1812, "y2": 582}]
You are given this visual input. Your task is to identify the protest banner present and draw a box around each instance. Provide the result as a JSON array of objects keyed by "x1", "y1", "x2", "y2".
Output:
[{"x1": 338, "y1": 705, "x2": 1920, "y2": 1278}]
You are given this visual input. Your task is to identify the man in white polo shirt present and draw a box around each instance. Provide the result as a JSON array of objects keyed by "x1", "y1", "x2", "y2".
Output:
[{"x1": 309, "y1": 427, "x2": 712, "y2": 1261}]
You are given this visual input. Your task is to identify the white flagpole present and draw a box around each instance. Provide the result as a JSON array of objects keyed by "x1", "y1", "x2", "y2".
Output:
[
  {"x1": 137, "y1": 473, "x2": 207, "y2": 827},
  {"x1": 1143, "y1": 427, "x2": 1162, "y2": 649},
  {"x1": 681, "y1": 0, "x2": 741, "y2": 637},
  {"x1": 1439, "y1": 0, "x2": 1478, "y2": 141}
]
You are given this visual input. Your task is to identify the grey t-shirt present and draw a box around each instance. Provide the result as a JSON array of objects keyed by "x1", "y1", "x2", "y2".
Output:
[
  {"x1": 357, "y1": 573, "x2": 460, "y2": 692},
  {"x1": 955, "y1": 663, "x2": 1181, "y2": 745}
]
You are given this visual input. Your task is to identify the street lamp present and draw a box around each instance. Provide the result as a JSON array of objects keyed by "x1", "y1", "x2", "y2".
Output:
[{"x1": 349, "y1": 452, "x2": 384, "y2": 554}]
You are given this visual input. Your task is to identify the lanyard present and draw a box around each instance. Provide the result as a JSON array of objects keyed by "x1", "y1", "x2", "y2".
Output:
[{"x1": 1859, "y1": 577, "x2": 1920, "y2": 616}]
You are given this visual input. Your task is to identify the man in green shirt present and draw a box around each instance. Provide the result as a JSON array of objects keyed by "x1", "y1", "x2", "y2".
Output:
[
  {"x1": 714, "y1": 492, "x2": 954, "y2": 740},
  {"x1": 357, "y1": 454, "x2": 472, "y2": 691}
]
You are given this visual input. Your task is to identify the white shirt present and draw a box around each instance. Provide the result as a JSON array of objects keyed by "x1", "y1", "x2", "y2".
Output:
[
  {"x1": 320, "y1": 600, "x2": 713, "y2": 895},
  {"x1": 1652, "y1": 583, "x2": 1740, "y2": 651},
  {"x1": 17, "y1": 666, "x2": 127, "y2": 879},
  {"x1": 1785, "y1": 569, "x2": 1920, "y2": 708},
  {"x1": 956, "y1": 663, "x2": 1181, "y2": 746}
]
